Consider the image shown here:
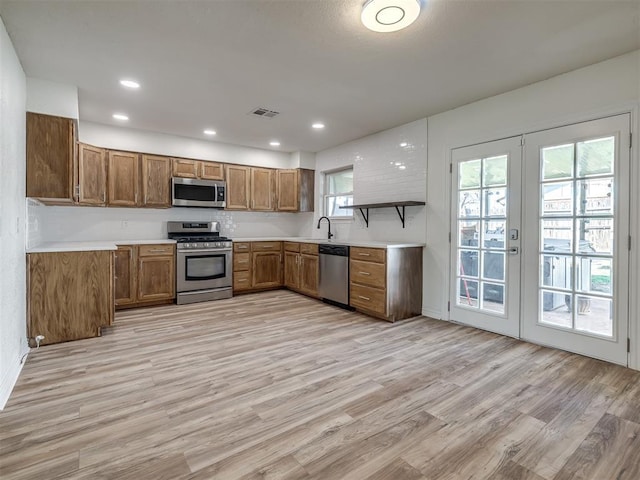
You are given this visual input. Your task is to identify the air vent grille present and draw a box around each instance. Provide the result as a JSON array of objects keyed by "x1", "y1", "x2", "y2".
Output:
[{"x1": 249, "y1": 107, "x2": 280, "y2": 118}]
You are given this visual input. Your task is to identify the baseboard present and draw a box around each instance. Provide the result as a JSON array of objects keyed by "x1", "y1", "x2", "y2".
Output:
[
  {"x1": 422, "y1": 306, "x2": 444, "y2": 320},
  {"x1": 0, "y1": 347, "x2": 29, "y2": 410}
]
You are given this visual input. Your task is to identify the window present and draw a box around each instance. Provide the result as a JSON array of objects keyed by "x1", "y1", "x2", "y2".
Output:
[{"x1": 323, "y1": 167, "x2": 353, "y2": 217}]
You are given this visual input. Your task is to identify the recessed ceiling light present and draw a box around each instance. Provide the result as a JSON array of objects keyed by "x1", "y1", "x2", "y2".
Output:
[
  {"x1": 119, "y1": 79, "x2": 140, "y2": 89},
  {"x1": 400, "y1": 142, "x2": 408, "y2": 147},
  {"x1": 312, "y1": 123, "x2": 325, "y2": 129},
  {"x1": 112, "y1": 113, "x2": 129, "y2": 121},
  {"x1": 361, "y1": 0, "x2": 421, "y2": 33},
  {"x1": 270, "y1": 141, "x2": 281, "y2": 147},
  {"x1": 399, "y1": 165, "x2": 407, "y2": 170},
  {"x1": 203, "y1": 129, "x2": 217, "y2": 135},
  {"x1": 394, "y1": 162, "x2": 402, "y2": 166}
]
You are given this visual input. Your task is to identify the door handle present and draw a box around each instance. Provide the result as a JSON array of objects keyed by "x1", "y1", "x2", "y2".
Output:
[{"x1": 508, "y1": 247, "x2": 519, "y2": 255}]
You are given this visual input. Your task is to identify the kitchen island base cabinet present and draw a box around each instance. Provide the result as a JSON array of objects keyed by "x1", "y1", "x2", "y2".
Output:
[
  {"x1": 115, "y1": 244, "x2": 175, "y2": 309},
  {"x1": 27, "y1": 250, "x2": 114, "y2": 346},
  {"x1": 349, "y1": 246, "x2": 422, "y2": 322}
]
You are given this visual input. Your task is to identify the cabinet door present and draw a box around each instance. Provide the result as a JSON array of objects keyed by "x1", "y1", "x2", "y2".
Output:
[
  {"x1": 252, "y1": 251, "x2": 282, "y2": 288},
  {"x1": 28, "y1": 251, "x2": 113, "y2": 346},
  {"x1": 284, "y1": 251, "x2": 300, "y2": 290},
  {"x1": 137, "y1": 255, "x2": 175, "y2": 301},
  {"x1": 114, "y1": 246, "x2": 137, "y2": 306},
  {"x1": 108, "y1": 151, "x2": 139, "y2": 206},
  {"x1": 225, "y1": 165, "x2": 250, "y2": 210},
  {"x1": 26, "y1": 112, "x2": 75, "y2": 202},
  {"x1": 172, "y1": 158, "x2": 199, "y2": 178},
  {"x1": 299, "y1": 254, "x2": 319, "y2": 297},
  {"x1": 200, "y1": 161, "x2": 224, "y2": 180},
  {"x1": 78, "y1": 143, "x2": 107, "y2": 205},
  {"x1": 251, "y1": 167, "x2": 276, "y2": 211},
  {"x1": 141, "y1": 155, "x2": 171, "y2": 207},
  {"x1": 277, "y1": 169, "x2": 299, "y2": 211}
]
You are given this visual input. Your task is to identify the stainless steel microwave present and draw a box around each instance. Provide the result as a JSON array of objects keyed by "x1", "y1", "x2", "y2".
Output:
[{"x1": 171, "y1": 177, "x2": 226, "y2": 208}]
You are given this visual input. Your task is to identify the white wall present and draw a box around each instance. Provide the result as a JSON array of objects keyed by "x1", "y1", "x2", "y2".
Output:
[
  {"x1": 426, "y1": 50, "x2": 640, "y2": 368},
  {"x1": 0, "y1": 17, "x2": 29, "y2": 409},
  {"x1": 309, "y1": 118, "x2": 427, "y2": 243},
  {"x1": 79, "y1": 121, "x2": 292, "y2": 169},
  {"x1": 26, "y1": 77, "x2": 78, "y2": 119}
]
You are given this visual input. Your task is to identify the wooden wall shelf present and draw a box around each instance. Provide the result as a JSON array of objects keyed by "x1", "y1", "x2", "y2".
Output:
[{"x1": 340, "y1": 201, "x2": 425, "y2": 228}]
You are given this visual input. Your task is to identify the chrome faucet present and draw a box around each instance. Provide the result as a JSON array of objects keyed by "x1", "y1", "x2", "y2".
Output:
[{"x1": 317, "y1": 216, "x2": 334, "y2": 240}]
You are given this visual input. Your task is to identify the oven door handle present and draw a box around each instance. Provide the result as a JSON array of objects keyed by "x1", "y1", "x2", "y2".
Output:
[{"x1": 178, "y1": 248, "x2": 233, "y2": 254}]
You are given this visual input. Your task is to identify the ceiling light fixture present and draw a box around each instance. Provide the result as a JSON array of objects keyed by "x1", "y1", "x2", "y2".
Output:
[
  {"x1": 270, "y1": 141, "x2": 281, "y2": 147},
  {"x1": 203, "y1": 129, "x2": 216, "y2": 135},
  {"x1": 119, "y1": 79, "x2": 140, "y2": 89},
  {"x1": 112, "y1": 113, "x2": 129, "y2": 121},
  {"x1": 361, "y1": 0, "x2": 421, "y2": 33},
  {"x1": 312, "y1": 123, "x2": 325, "y2": 129},
  {"x1": 399, "y1": 142, "x2": 408, "y2": 147}
]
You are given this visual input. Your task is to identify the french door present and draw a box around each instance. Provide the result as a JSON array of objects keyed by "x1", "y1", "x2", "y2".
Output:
[
  {"x1": 450, "y1": 115, "x2": 630, "y2": 365},
  {"x1": 522, "y1": 115, "x2": 630, "y2": 365},
  {"x1": 450, "y1": 137, "x2": 522, "y2": 337}
]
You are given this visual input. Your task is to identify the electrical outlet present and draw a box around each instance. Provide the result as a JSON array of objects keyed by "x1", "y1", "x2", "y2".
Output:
[{"x1": 121, "y1": 221, "x2": 128, "y2": 229}]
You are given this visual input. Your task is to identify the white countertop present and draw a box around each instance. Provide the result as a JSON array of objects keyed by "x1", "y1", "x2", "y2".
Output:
[
  {"x1": 27, "y1": 239, "x2": 176, "y2": 253},
  {"x1": 232, "y1": 237, "x2": 425, "y2": 249}
]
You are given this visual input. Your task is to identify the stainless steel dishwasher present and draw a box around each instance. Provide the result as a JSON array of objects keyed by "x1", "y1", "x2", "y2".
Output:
[{"x1": 318, "y1": 244, "x2": 351, "y2": 308}]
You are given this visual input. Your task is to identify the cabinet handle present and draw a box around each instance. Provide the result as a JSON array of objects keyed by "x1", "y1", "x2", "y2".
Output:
[
  {"x1": 359, "y1": 253, "x2": 370, "y2": 256},
  {"x1": 358, "y1": 295, "x2": 371, "y2": 301},
  {"x1": 237, "y1": 279, "x2": 247, "y2": 283},
  {"x1": 238, "y1": 260, "x2": 248, "y2": 264},
  {"x1": 359, "y1": 271, "x2": 371, "y2": 276},
  {"x1": 148, "y1": 248, "x2": 168, "y2": 253},
  {"x1": 238, "y1": 245, "x2": 248, "y2": 249}
]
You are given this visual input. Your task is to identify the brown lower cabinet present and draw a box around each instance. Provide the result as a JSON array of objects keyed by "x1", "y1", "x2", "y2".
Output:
[
  {"x1": 284, "y1": 242, "x2": 319, "y2": 298},
  {"x1": 233, "y1": 241, "x2": 283, "y2": 292},
  {"x1": 115, "y1": 243, "x2": 176, "y2": 308},
  {"x1": 27, "y1": 250, "x2": 114, "y2": 346}
]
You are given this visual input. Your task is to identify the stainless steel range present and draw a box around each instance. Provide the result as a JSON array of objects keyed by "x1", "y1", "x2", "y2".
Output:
[{"x1": 168, "y1": 221, "x2": 233, "y2": 304}]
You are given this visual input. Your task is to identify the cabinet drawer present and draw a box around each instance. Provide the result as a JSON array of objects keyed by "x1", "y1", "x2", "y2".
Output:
[
  {"x1": 350, "y1": 283, "x2": 386, "y2": 315},
  {"x1": 300, "y1": 243, "x2": 318, "y2": 255},
  {"x1": 234, "y1": 252, "x2": 251, "y2": 271},
  {"x1": 350, "y1": 247, "x2": 386, "y2": 264},
  {"x1": 234, "y1": 270, "x2": 251, "y2": 290},
  {"x1": 284, "y1": 242, "x2": 300, "y2": 253},
  {"x1": 234, "y1": 242, "x2": 251, "y2": 253},
  {"x1": 350, "y1": 259, "x2": 385, "y2": 288},
  {"x1": 138, "y1": 244, "x2": 174, "y2": 257},
  {"x1": 252, "y1": 241, "x2": 282, "y2": 252}
]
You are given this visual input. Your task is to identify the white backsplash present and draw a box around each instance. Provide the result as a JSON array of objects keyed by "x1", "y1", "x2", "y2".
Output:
[{"x1": 28, "y1": 204, "x2": 312, "y2": 245}]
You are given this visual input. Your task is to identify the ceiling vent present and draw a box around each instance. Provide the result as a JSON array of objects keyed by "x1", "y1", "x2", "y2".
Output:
[{"x1": 249, "y1": 107, "x2": 280, "y2": 118}]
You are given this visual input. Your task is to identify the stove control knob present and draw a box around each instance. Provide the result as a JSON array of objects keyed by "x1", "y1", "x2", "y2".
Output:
[{"x1": 204, "y1": 243, "x2": 210, "y2": 247}]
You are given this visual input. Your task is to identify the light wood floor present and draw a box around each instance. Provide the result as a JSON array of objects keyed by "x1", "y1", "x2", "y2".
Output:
[{"x1": 1, "y1": 291, "x2": 639, "y2": 480}]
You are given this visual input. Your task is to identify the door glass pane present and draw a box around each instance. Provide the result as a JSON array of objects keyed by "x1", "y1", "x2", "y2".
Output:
[
  {"x1": 482, "y1": 220, "x2": 505, "y2": 248},
  {"x1": 484, "y1": 187, "x2": 506, "y2": 217},
  {"x1": 459, "y1": 191, "x2": 480, "y2": 217},
  {"x1": 576, "y1": 179, "x2": 613, "y2": 216},
  {"x1": 459, "y1": 160, "x2": 481, "y2": 189},
  {"x1": 458, "y1": 279, "x2": 479, "y2": 308},
  {"x1": 574, "y1": 296, "x2": 613, "y2": 336},
  {"x1": 542, "y1": 143, "x2": 574, "y2": 180},
  {"x1": 459, "y1": 250, "x2": 478, "y2": 277},
  {"x1": 540, "y1": 254, "x2": 573, "y2": 290},
  {"x1": 459, "y1": 221, "x2": 479, "y2": 247},
  {"x1": 482, "y1": 283, "x2": 504, "y2": 313},
  {"x1": 483, "y1": 155, "x2": 507, "y2": 186},
  {"x1": 577, "y1": 136, "x2": 614, "y2": 177},
  {"x1": 482, "y1": 251, "x2": 505, "y2": 281},
  {"x1": 542, "y1": 182, "x2": 573, "y2": 216},
  {"x1": 538, "y1": 136, "x2": 615, "y2": 339},
  {"x1": 576, "y1": 218, "x2": 613, "y2": 254}
]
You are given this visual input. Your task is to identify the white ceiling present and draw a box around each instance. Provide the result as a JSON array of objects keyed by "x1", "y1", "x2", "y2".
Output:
[{"x1": 1, "y1": 0, "x2": 639, "y2": 153}]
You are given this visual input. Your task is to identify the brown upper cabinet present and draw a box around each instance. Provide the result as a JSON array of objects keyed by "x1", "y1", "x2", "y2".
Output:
[
  {"x1": 225, "y1": 165, "x2": 251, "y2": 210},
  {"x1": 173, "y1": 158, "x2": 224, "y2": 180},
  {"x1": 107, "y1": 151, "x2": 139, "y2": 206},
  {"x1": 141, "y1": 155, "x2": 171, "y2": 207},
  {"x1": 277, "y1": 169, "x2": 314, "y2": 212},
  {"x1": 26, "y1": 112, "x2": 76, "y2": 203},
  {"x1": 251, "y1": 167, "x2": 276, "y2": 211},
  {"x1": 78, "y1": 143, "x2": 107, "y2": 206}
]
